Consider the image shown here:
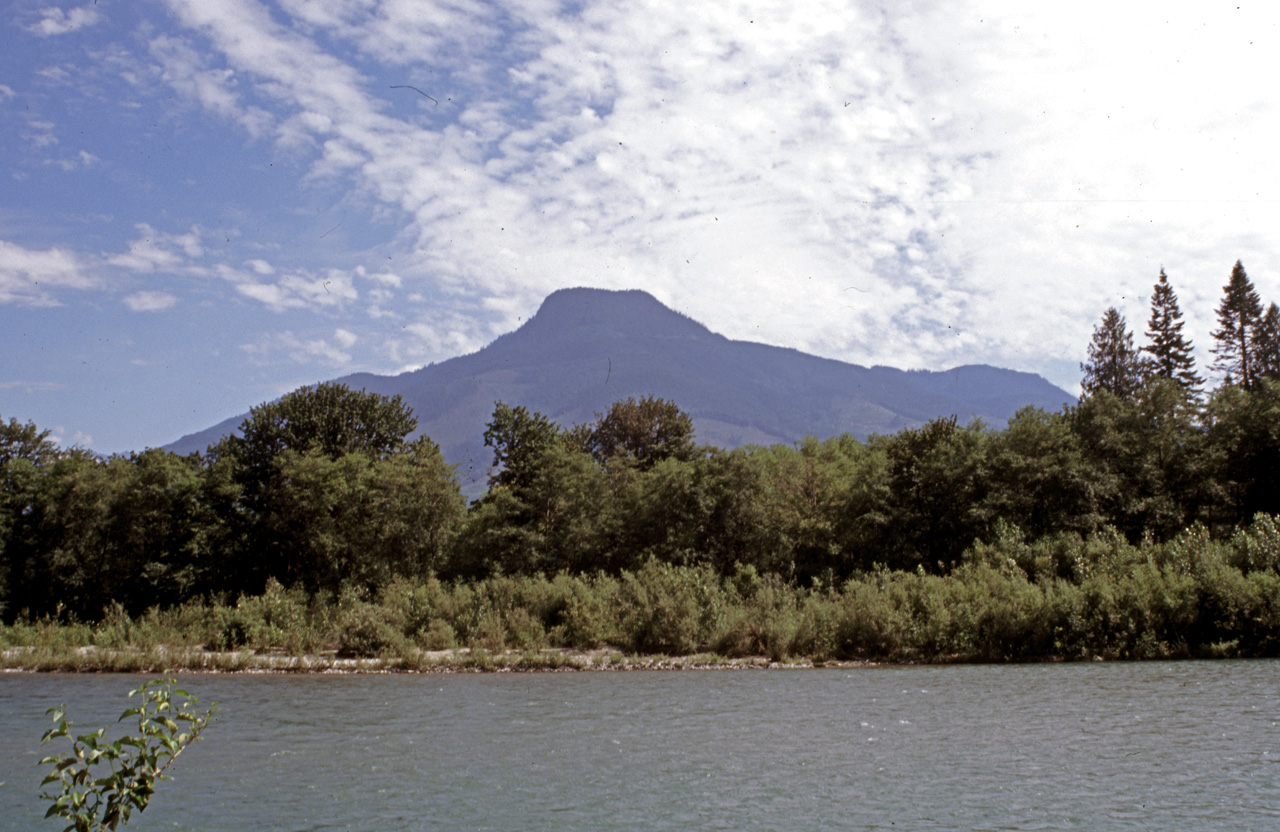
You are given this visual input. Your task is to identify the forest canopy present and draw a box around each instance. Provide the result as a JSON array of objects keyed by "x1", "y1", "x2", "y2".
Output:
[{"x1": 3, "y1": 262, "x2": 1280, "y2": 661}]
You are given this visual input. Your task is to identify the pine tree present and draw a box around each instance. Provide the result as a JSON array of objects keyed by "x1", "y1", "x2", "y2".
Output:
[
  {"x1": 1211, "y1": 260, "x2": 1265, "y2": 390},
  {"x1": 1081, "y1": 307, "x2": 1147, "y2": 400},
  {"x1": 1256, "y1": 302, "x2": 1280, "y2": 382},
  {"x1": 1141, "y1": 268, "x2": 1202, "y2": 395}
]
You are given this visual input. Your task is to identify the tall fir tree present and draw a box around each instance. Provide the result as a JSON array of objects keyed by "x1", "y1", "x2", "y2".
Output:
[
  {"x1": 1211, "y1": 260, "x2": 1265, "y2": 390},
  {"x1": 1141, "y1": 268, "x2": 1202, "y2": 395},
  {"x1": 1081, "y1": 307, "x2": 1147, "y2": 400},
  {"x1": 1256, "y1": 302, "x2": 1280, "y2": 382}
]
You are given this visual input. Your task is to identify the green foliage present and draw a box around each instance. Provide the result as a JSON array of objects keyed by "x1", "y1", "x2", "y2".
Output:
[
  {"x1": 1204, "y1": 380, "x2": 1280, "y2": 525},
  {"x1": 7, "y1": 326, "x2": 1280, "y2": 666},
  {"x1": 1142, "y1": 268, "x2": 1203, "y2": 395},
  {"x1": 482, "y1": 401, "x2": 561, "y2": 490},
  {"x1": 1082, "y1": 307, "x2": 1148, "y2": 400},
  {"x1": 984, "y1": 407, "x2": 1101, "y2": 540},
  {"x1": 1211, "y1": 260, "x2": 1266, "y2": 390},
  {"x1": 337, "y1": 599, "x2": 407, "y2": 658},
  {"x1": 1257, "y1": 303, "x2": 1280, "y2": 382},
  {"x1": 1230, "y1": 513, "x2": 1280, "y2": 573},
  {"x1": 583, "y1": 395, "x2": 698, "y2": 470},
  {"x1": 209, "y1": 382, "x2": 441, "y2": 596},
  {"x1": 882, "y1": 416, "x2": 990, "y2": 569},
  {"x1": 215, "y1": 381, "x2": 417, "y2": 469},
  {"x1": 38, "y1": 677, "x2": 216, "y2": 832},
  {"x1": 619, "y1": 560, "x2": 726, "y2": 654}
]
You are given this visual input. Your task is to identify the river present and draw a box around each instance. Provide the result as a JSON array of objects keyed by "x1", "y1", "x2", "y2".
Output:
[{"x1": 1, "y1": 661, "x2": 1277, "y2": 831}]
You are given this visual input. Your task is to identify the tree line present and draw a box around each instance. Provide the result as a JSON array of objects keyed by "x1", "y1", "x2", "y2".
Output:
[{"x1": 2, "y1": 260, "x2": 1279, "y2": 651}]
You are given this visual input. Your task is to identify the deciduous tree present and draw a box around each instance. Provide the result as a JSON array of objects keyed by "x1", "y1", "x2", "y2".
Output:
[
  {"x1": 482, "y1": 401, "x2": 561, "y2": 490},
  {"x1": 585, "y1": 395, "x2": 698, "y2": 470}
]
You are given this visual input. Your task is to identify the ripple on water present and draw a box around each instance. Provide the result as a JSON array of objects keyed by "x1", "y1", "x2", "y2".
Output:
[{"x1": 0, "y1": 662, "x2": 1277, "y2": 831}]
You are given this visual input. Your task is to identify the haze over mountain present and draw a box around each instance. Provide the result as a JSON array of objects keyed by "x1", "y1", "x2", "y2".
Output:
[{"x1": 168, "y1": 288, "x2": 1075, "y2": 489}]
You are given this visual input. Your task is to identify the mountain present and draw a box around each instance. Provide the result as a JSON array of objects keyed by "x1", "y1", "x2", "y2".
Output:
[{"x1": 166, "y1": 287, "x2": 1076, "y2": 490}]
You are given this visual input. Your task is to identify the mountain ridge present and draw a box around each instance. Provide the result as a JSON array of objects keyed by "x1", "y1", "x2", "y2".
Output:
[{"x1": 166, "y1": 287, "x2": 1076, "y2": 490}]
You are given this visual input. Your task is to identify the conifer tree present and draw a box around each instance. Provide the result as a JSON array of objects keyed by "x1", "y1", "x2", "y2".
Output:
[
  {"x1": 1256, "y1": 302, "x2": 1280, "y2": 382},
  {"x1": 1211, "y1": 260, "x2": 1265, "y2": 390},
  {"x1": 1081, "y1": 307, "x2": 1147, "y2": 400},
  {"x1": 1141, "y1": 268, "x2": 1202, "y2": 395}
]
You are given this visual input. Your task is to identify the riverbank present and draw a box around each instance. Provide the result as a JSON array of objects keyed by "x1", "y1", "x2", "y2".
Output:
[
  {"x1": 5, "y1": 537, "x2": 1279, "y2": 669},
  {"x1": 1, "y1": 644, "x2": 882, "y2": 673}
]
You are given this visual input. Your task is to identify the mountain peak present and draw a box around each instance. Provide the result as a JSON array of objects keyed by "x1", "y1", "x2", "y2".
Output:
[{"x1": 517, "y1": 287, "x2": 713, "y2": 341}]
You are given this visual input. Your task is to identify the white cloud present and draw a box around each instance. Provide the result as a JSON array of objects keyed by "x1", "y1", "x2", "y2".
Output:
[
  {"x1": 241, "y1": 330, "x2": 357, "y2": 367},
  {"x1": 0, "y1": 380, "x2": 63, "y2": 392},
  {"x1": 0, "y1": 239, "x2": 96, "y2": 305},
  {"x1": 155, "y1": 0, "x2": 1280, "y2": 389},
  {"x1": 28, "y1": 5, "x2": 100, "y2": 37},
  {"x1": 355, "y1": 265, "x2": 400, "y2": 288},
  {"x1": 48, "y1": 427, "x2": 93, "y2": 447},
  {"x1": 124, "y1": 291, "x2": 178, "y2": 312},
  {"x1": 0, "y1": 85, "x2": 14, "y2": 100},
  {"x1": 333, "y1": 328, "x2": 358, "y2": 349},
  {"x1": 219, "y1": 264, "x2": 359, "y2": 312},
  {"x1": 149, "y1": 34, "x2": 273, "y2": 137},
  {"x1": 47, "y1": 149, "x2": 99, "y2": 172},
  {"x1": 106, "y1": 224, "x2": 205, "y2": 273},
  {"x1": 22, "y1": 120, "x2": 58, "y2": 148}
]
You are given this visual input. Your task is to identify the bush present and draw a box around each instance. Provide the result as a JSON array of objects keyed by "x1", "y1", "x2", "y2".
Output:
[
  {"x1": 336, "y1": 601, "x2": 405, "y2": 658},
  {"x1": 619, "y1": 560, "x2": 726, "y2": 654}
]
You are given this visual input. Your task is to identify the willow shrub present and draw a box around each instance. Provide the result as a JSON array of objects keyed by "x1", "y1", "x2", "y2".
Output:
[
  {"x1": 6, "y1": 517, "x2": 1280, "y2": 662},
  {"x1": 618, "y1": 559, "x2": 727, "y2": 654}
]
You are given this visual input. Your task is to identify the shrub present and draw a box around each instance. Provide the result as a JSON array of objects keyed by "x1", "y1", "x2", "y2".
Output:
[
  {"x1": 336, "y1": 602, "x2": 405, "y2": 657},
  {"x1": 38, "y1": 677, "x2": 216, "y2": 832}
]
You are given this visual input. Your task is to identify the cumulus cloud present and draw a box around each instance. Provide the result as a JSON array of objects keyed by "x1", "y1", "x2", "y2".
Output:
[
  {"x1": 123, "y1": 291, "x2": 178, "y2": 312},
  {"x1": 28, "y1": 5, "x2": 101, "y2": 37},
  {"x1": 0, "y1": 239, "x2": 96, "y2": 305},
  {"x1": 48, "y1": 427, "x2": 93, "y2": 447},
  {"x1": 21, "y1": 120, "x2": 58, "y2": 148},
  {"x1": 218, "y1": 263, "x2": 358, "y2": 312},
  {"x1": 106, "y1": 224, "x2": 205, "y2": 273}
]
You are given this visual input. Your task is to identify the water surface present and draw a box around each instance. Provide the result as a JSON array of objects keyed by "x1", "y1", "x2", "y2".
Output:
[{"x1": 1, "y1": 662, "x2": 1277, "y2": 831}]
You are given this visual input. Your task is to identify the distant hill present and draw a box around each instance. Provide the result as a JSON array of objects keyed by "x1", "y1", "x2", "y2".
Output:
[{"x1": 166, "y1": 287, "x2": 1075, "y2": 492}]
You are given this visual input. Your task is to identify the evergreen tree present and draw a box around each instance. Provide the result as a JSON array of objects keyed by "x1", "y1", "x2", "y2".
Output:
[
  {"x1": 1211, "y1": 260, "x2": 1265, "y2": 390},
  {"x1": 1256, "y1": 302, "x2": 1280, "y2": 382},
  {"x1": 1081, "y1": 307, "x2": 1147, "y2": 400},
  {"x1": 1141, "y1": 268, "x2": 1202, "y2": 395}
]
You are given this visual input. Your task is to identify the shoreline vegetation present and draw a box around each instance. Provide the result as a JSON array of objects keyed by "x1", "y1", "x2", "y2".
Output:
[
  {"x1": 5, "y1": 266, "x2": 1280, "y2": 672},
  {"x1": 5, "y1": 513, "x2": 1279, "y2": 673}
]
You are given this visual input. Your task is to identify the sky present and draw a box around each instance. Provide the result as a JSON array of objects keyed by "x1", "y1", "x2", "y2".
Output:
[{"x1": 2, "y1": 1, "x2": 1279, "y2": 453}]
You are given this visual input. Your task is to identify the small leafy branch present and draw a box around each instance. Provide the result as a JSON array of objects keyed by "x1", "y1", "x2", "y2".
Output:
[{"x1": 38, "y1": 677, "x2": 217, "y2": 832}]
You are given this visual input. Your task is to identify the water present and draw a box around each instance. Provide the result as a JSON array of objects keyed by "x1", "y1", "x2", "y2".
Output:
[{"x1": 1, "y1": 662, "x2": 1277, "y2": 831}]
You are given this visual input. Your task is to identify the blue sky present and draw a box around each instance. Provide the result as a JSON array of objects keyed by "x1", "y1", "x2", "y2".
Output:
[{"x1": 3, "y1": 1, "x2": 1279, "y2": 453}]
